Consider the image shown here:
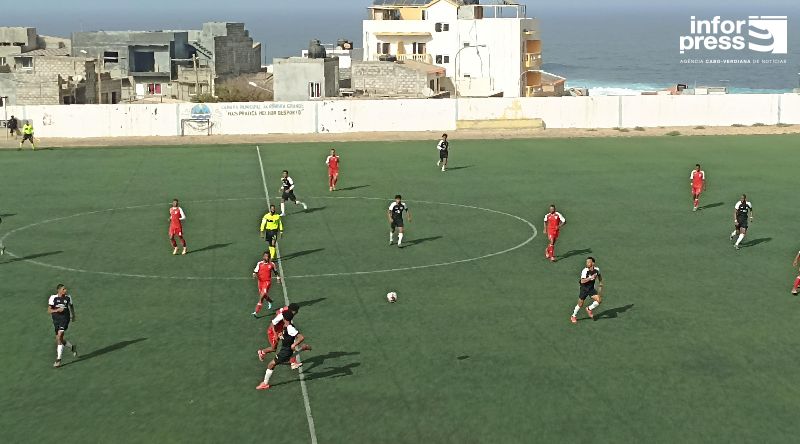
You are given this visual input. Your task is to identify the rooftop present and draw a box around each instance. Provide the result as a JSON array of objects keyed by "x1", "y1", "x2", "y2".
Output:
[{"x1": 22, "y1": 48, "x2": 71, "y2": 57}]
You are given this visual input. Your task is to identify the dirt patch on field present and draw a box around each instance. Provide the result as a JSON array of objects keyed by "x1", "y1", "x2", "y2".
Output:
[{"x1": 1, "y1": 125, "x2": 798, "y2": 149}]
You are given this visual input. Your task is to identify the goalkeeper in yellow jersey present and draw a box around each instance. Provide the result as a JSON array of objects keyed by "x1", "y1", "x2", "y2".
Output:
[{"x1": 260, "y1": 204, "x2": 283, "y2": 259}]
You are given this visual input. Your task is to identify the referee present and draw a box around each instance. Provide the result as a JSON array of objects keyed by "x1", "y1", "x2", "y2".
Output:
[
  {"x1": 48, "y1": 284, "x2": 77, "y2": 368},
  {"x1": 260, "y1": 204, "x2": 283, "y2": 260}
]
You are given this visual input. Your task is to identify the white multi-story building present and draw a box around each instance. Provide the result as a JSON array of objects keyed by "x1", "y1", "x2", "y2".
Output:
[{"x1": 363, "y1": 0, "x2": 562, "y2": 97}]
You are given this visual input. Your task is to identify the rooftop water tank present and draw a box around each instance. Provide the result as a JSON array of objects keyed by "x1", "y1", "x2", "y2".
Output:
[{"x1": 308, "y1": 39, "x2": 327, "y2": 59}]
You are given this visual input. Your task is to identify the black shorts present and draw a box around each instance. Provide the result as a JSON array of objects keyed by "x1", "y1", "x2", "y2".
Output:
[
  {"x1": 275, "y1": 347, "x2": 294, "y2": 365},
  {"x1": 390, "y1": 219, "x2": 404, "y2": 230},
  {"x1": 52, "y1": 317, "x2": 69, "y2": 334},
  {"x1": 439, "y1": 150, "x2": 448, "y2": 160},
  {"x1": 22, "y1": 133, "x2": 33, "y2": 142},
  {"x1": 265, "y1": 229, "x2": 280, "y2": 244},
  {"x1": 579, "y1": 287, "x2": 598, "y2": 300},
  {"x1": 736, "y1": 218, "x2": 749, "y2": 229},
  {"x1": 282, "y1": 191, "x2": 297, "y2": 202}
]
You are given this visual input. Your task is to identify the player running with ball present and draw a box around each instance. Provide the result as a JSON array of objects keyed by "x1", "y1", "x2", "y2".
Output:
[
  {"x1": 257, "y1": 303, "x2": 301, "y2": 369},
  {"x1": 256, "y1": 311, "x2": 312, "y2": 391},
  {"x1": 570, "y1": 257, "x2": 603, "y2": 324},
  {"x1": 168, "y1": 199, "x2": 187, "y2": 255}
]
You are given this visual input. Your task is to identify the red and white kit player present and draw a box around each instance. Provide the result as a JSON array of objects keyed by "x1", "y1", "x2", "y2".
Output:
[
  {"x1": 252, "y1": 251, "x2": 281, "y2": 316},
  {"x1": 544, "y1": 205, "x2": 566, "y2": 262},
  {"x1": 690, "y1": 164, "x2": 706, "y2": 211},
  {"x1": 258, "y1": 302, "x2": 301, "y2": 369},
  {"x1": 326, "y1": 148, "x2": 340, "y2": 192},
  {"x1": 168, "y1": 198, "x2": 187, "y2": 255},
  {"x1": 791, "y1": 252, "x2": 800, "y2": 295}
]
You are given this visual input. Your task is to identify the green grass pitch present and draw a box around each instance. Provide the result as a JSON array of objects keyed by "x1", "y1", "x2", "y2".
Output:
[{"x1": 2, "y1": 135, "x2": 800, "y2": 443}]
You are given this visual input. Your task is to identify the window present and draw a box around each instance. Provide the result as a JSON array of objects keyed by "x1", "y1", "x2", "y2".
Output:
[
  {"x1": 435, "y1": 55, "x2": 450, "y2": 64},
  {"x1": 147, "y1": 83, "x2": 162, "y2": 95},
  {"x1": 435, "y1": 23, "x2": 450, "y2": 32},
  {"x1": 103, "y1": 51, "x2": 119, "y2": 65},
  {"x1": 377, "y1": 42, "x2": 391, "y2": 55},
  {"x1": 309, "y1": 82, "x2": 321, "y2": 98},
  {"x1": 0, "y1": 57, "x2": 5, "y2": 66},
  {"x1": 412, "y1": 42, "x2": 426, "y2": 55},
  {"x1": 422, "y1": 10, "x2": 427, "y2": 20}
]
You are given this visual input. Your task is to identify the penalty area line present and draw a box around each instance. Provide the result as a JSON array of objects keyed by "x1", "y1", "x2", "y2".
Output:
[{"x1": 256, "y1": 145, "x2": 318, "y2": 444}]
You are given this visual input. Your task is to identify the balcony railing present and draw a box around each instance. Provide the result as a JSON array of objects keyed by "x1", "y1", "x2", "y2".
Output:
[
  {"x1": 397, "y1": 53, "x2": 432, "y2": 63},
  {"x1": 525, "y1": 53, "x2": 542, "y2": 69}
]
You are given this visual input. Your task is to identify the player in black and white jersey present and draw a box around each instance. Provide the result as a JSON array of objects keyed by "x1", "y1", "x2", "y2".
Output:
[
  {"x1": 256, "y1": 311, "x2": 311, "y2": 391},
  {"x1": 570, "y1": 257, "x2": 603, "y2": 324},
  {"x1": 436, "y1": 133, "x2": 449, "y2": 172},
  {"x1": 388, "y1": 194, "x2": 412, "y2": 248},
  {"x1": 730, "y1": 194, "x2": 754, "y2": 250},
  {"x1": 47, "y1": 284, "x2": 77, "y2": 367},
  {"x1": 279, "y1": 170, "x2": 308, "y2": 216}
]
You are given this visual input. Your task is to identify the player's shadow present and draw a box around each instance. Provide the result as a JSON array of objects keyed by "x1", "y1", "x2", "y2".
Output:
[
  {"x1": 336, "y1": 185, "x2": 370, "y2": 192},
  {"x1": 272, "y1": 351, "x2": 361, "y2": 387},
  {"x1": 302, "y1": 351, "x2": 361, "y2": 372},
  {"x1": 446, "y1": 165, "x2": 474, "y2": 171},
  {"x1": 297, "y1": 297, "x2": 327, "y2": 308},
  {"x1": 740, "y1": 237, "x2": 772, "y2": 248},
  {"x1": 0, "y1": 213, "x2": 16, "y2": 217},
  {"x1": 281, "y1": 248, "x2": 325, "y2": 261},
  {"x1": 559, "y1": 248, "x2": 592, "y2": 260},
  {"x1": 698, "y1": 202, "x2": 723, "y2": 211},
  {"x1": 594, "y1": 304, "x2": 634, "y2": 321},
  {"x1": 61, "y1": 338, "x2": 148, "y2": 367},
  {"x1": 402, "y1": 235, "x2": 443, "y2": 248},
  {"x1": 1, "y1": 250, "x2": 62, "y2": 264},
  {"x1": 304, "y1": 206, "x2": 327, "y2": 215},
  {"x1": 187, "y1": 243, "x2": 232, "y2": 255}
]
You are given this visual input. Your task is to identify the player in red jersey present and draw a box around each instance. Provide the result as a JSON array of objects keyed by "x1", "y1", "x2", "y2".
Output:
[
  {"x1": 252, "y1": 251, "x2": 281, "y2": 317},
  {"x1": 544, "y1": 204, "x2": 566, "y2": 262},
  {"x1": 690, "y1": 164, "x2": 706, "y2": 212},
  {"x1": 326, "y1": 148, "x2": 340, "y2": 192},
  {"x1": 256, "y1": 311, "x2": 312, "y2": 391},
  {"x1": 791, "y1": 252, "x2": 800, "y2": 295},
  {"x1": 258, "y1": 302, "x2": 301, "y2": 368},
  {"x1": 168, "y1": 199, "x2": 187, "y2": 255}
]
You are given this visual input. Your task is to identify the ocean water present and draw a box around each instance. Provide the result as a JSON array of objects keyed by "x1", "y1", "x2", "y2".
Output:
[{"x1": 6, "y1": 4, "x2": 800, "y2": 95}]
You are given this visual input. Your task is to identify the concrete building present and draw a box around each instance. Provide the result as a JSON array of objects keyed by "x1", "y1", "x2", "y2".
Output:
[
  {"x1": 71, "y1": 22, "x2": 261, "y2": 102},
  {"x1": 351, "y1": 60, "x2": 446, "y2": 97},
  {"x1": 300, "y1": 40, "x2": 363, "y2": 87},
  {"x1": 273, "y1": 57, "x2": 339, "y2": 101},
  {"x1": 362, "y1": 0, "x2": 564, "y2": 97},
  {"x1": 0, "y1": 27, "x2": 70, "y2": 68}
]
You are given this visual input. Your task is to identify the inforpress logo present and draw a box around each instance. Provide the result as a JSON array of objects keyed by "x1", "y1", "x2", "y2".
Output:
[{"x1": 679, "y1": 16, "x2": 788, "y2": 54}]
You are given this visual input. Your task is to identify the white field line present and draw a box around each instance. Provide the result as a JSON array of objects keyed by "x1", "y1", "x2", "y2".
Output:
[{"x1": 257, "y1": 145, "x2": 318, "y2": 444}]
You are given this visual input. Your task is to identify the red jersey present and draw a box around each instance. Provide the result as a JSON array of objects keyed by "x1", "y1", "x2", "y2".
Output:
[
  {"x1": 326, "y1": 155, "x2": 340, "y2": 171},
  {"x1": 253, "y1": 260, "x2": 276, "y2": 282},
  {"x1": 691, "y1": 170, "x2": 705, "y2": 188},
  {"x1": 169, "y1": 207, "x2": 186, "y2": 227},
  {"x1": 544, "y1": 211, "x2": 566, "y2": 233},
  {"x1": 270, "y1": 306, "x2": 291, "y2": 334}
]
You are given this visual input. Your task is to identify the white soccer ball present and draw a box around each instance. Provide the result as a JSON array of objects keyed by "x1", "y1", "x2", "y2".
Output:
[{"x1": 386, "y1": 291, "x2": 398, "y2": 303}]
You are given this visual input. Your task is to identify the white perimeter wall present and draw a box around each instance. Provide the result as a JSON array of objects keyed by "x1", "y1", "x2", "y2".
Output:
[{"x1": 4, "y1": 94, "x2": 800, "y2": 138}]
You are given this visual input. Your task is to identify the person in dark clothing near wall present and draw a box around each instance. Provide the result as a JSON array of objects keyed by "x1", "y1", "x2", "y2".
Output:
[{"x1": 7, "y1": 115, "x2": 18, "y2": 138}]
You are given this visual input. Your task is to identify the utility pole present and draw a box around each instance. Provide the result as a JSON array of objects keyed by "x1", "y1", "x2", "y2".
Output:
[
  {"x1": 193, "y1": 53, "x2": 200, "y2": 96},
  {"x1": 97, "y1": 51, "x2": 102, "y2": 104}
]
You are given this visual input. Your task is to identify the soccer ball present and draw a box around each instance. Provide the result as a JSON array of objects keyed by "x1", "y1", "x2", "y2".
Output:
[{"x1": 386, "y1": 291, "x2": 398, "y2": 303}]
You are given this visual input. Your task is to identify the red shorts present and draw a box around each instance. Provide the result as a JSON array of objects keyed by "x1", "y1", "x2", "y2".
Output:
[
  {"x1": 328, "y1": 168, "x2": 339, "y2": 176},
  {"x1": 267, "y1": 327, "x2": 279, "y2": 348},
  {"x1": 258, "y1": 280, "x2": 272, "y2": 296},
  {"x1": 692, "y1": 187, "x2": 702, "y2": 196},
  {"x1": 169, "y1": 225, "x2": 182, "y2": 237},
  {"x1": 548, "y1": 231, "x2": 560, "y2": 242}
]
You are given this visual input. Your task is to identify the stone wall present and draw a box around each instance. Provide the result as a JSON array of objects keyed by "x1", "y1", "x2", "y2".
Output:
[{"x1": 351, "y1": 61, "x2": 429, "y2": 97}]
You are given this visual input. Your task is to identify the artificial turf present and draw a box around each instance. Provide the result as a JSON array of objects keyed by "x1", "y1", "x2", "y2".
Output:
[{"x1": 2, "y1": 134, "x2": 799, "y2": 443}]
